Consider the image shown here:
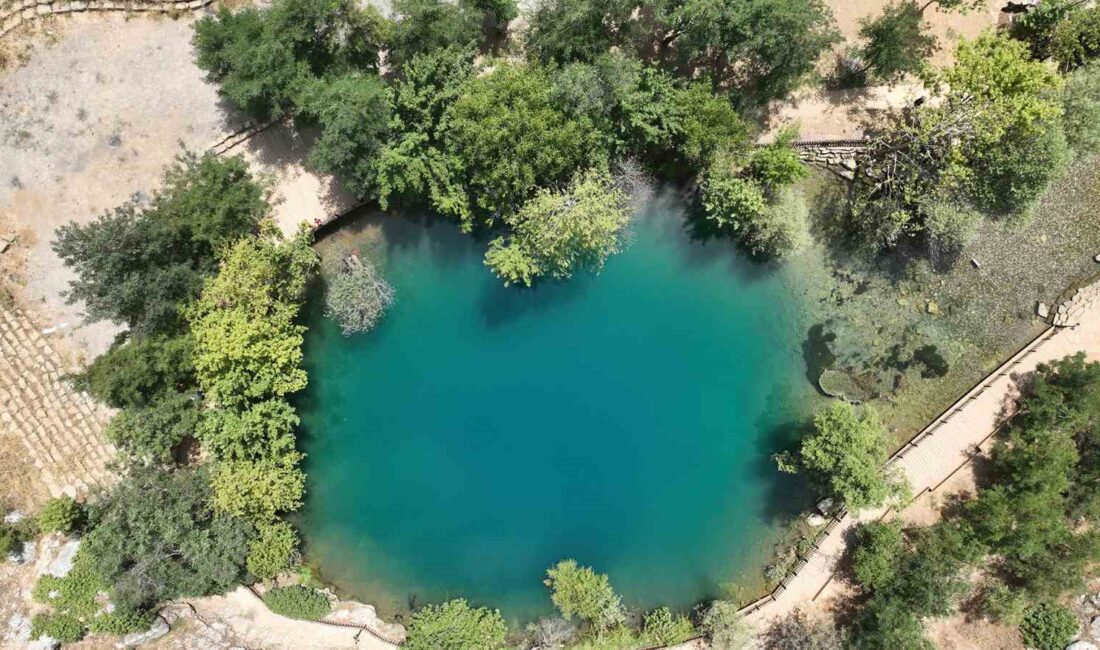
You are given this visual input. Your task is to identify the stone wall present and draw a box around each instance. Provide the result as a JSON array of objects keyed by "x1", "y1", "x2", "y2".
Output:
[
  {"x1": 0, "y1": 0, "x2": 214, "y2": 38},
  {"x1": 793, "y1": 140, "x2": 865, "y2": 179}
]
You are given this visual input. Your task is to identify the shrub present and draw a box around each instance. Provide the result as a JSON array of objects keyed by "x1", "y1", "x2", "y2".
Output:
[
  {"x1": 642, "y1": 607, "x2": 695, "y2": 646},
  {"x1": 88, "y1": 608, "x2": 155, "y2": 636},
  {"x1": 404, "y1": 598, "x2": 507, "y2": 650},
  {"x1": 0, "y1": 525, "x2": 16, "y2": 558},
  {"x1": 851, "y1": 521, "x2": 904, "y2": 592},
  {"x1": 106, "y1": 392, "x2": 200, "y2": 464},
  {"x1": 247, "y1": 521, "x2": 300, "y2": 580},
  {"x1": 323, "y1": 256, "x2": 395, "y2": 335},
  {"x1": 1051, "y1": 6, "x2": 1100, "y2": 71},
  {"x1": 263, "y1": 585, "x2": 332, "y2": 621},
  {"x1": 1020, "y1": 602, "x2": 1078, "y2": 650},
  {"x1": 544, "y1": 560, "x2": 625, "y2": 631},
  {"x1": 1063, "y1": 61, "x2": 1100, "y2": 156},
  {"x1": 36, "y1": 496, "x2": 84, "y2": 534},
  {"x1": 700, "y1": 600, "x2": 750, "y2": 649},
  {"x1": 764, "y1": 609, "x2": 846, "y2": 650},
  {"x1": 978, "y1": 582, "x2": 1028, "y2": 626},
  {"x1": 29, "y1": 612, "x2": 84, "y2": 643}
]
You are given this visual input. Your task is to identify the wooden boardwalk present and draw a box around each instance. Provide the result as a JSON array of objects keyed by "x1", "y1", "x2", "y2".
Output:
[{"x1": 742, "y1": 294, "x2": 1100, "y2": 625}]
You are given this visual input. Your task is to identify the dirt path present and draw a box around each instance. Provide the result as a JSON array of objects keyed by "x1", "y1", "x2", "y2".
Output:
[{"x1": 743, "y1": 286, "x2": 1100, "y2": 628}]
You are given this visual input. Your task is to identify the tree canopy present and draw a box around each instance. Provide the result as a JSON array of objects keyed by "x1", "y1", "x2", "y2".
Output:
[
  {"x1": 545, "y1": 559, "x2": 626, "y2": 632},
  {"x1": 404, "y1": 599, "x2": 508, "y2": 650},
  {"x1": 782, "y1": 402, "x2": 904, "y2": 511}
]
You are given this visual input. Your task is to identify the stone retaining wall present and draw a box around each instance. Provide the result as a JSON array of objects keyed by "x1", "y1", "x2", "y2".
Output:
[
  {"x1": 0, "y1": 0, "x2": 214, "y2": 38},
  {"x1": 792, "y1": 141, "x2": 865, "y2": 179},
  {"x1": 1052, "y1": 282, "x2": 1100, "y2": 327}
]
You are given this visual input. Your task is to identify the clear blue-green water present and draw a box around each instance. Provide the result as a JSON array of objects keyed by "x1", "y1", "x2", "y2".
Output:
[{"x1": 297, "y1": 191, "x2": 818, "y2": 622}]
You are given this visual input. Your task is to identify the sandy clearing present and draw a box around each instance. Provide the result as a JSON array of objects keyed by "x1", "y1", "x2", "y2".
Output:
[{"x1": 0, "y1": 13, "x2": 237, "y2": 358}]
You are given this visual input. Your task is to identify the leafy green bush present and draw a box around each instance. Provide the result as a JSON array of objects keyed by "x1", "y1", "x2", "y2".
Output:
[
  {"x1": 263, "y1": 585, "x2": 332, "y2": 621},
  {"x1": 1051, "y1": 6, "x2": 1100, "y2": 71},
  {"x1": 642, "y1": 607, "x2": 695, "y2": 646},
  {"x1": 851, "y1": 521, "x2": 904, "y2": 592},
  {"x1": 404, "y1": 599, "x2": 507, "y2": 650},
  {"x1": 36, "y1": 496, "x2": 84, "y2": 534},
  {"x1": 106, "y1": 392, "x2": 200, "y2": 464},
  {"x1": 978, "y1": 583, "x2": 1028, "y2": 626},
  {"x1": 545, "y1": 560, "x2": 625, "y2": 631},
  {"x1": 30, "y1": 612, "x2": 84, "y2": 643},
  {"x1": 88, "y1": 608, "x2": 155, "y2": 636},
  {"x1": 700, "y1": 600, "x2": 750, "y2": 649},
  {"x1": 1020, "y1": 602, "x2": 1078, "y2": 650},
  {"x1": 1063, "y1": 61, "x2": 1100, "y2": 156},
  {"x1": 247, "y1": 521, "x2": 300, "y2": 580}
]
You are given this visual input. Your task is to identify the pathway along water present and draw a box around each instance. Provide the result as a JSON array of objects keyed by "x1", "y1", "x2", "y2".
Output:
[{"x1": 296, "y1": 191, "x2": 821, "y2": 622}]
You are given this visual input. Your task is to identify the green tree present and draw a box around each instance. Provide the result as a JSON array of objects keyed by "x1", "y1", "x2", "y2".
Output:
[
  {"x1": 1052, "y1": 5, "x2": 1100, "y2": 71},
  {"x1": 673, "y1": 81, "x2": 752, "y2": 172},
  {"x1": 197, "y1": 400, "x2": 299, "y2": 463},
  {"x1": 851, "y1": 521, "x2": 904, "y2": 592},
  {"x1": 298, "y1": 74, "x2": 392, "y2": 199},
  {"x1": 664, "y1": 0, "x2": 840, "y2": 102},
  {"x1": 373, "y1": 47, "x2": 474, "y2": 216},
  {"x1": 404, "y1": 599, "x2": 508, "y2": 650},
  {"x1": 544, "y1": 560, "x2": 626, "y2": 632},
  {"x1": 188, "y1": 232, "x2": 317, "y2": 408},
  {"x1": 1009, "y1": 0, "x2": 1081, "y2": 61},
  {"x1": 485, "y1": 168, "x2": 631, "y2": 286},
  {"x1": 857, "y1": 1, "x2": 937, "y2": 82},
  {"x1": 1020, "y1": 602, "x2": 1079, "y2": 650},
  {"x1": 248, "y1": 521, "x2": 300, "y2": 580},
  {"x1": 106, "y1": 392, "x2": 200, "y2": 464},
  {"x1": 701, "y1": 170, "x2": 809, "y2": 259},
  {"x1": 524, "y1": 0, "x2": 633, "y2": 65},
  {"x1": 30, "y1": 613, "x2": 84, "y2": 643},
  {"x1": 81, "y1": 467, "x2": 252, "y2": 612},
  {"x1": 193, "y1": 0, "x2": 388, "y2": 119},
  {"x1": 74, "y1": 334, "x2": 194, "y2": 409},
  {"x1": 210, "y1": 459, "x2": 306, "y2": 524},
  {"x1": 699, "y1": 600, "x2": 750, "y2": 650},
  {"x1": 36, "y1": 496, "x2": 84, "y2": 535},
  {"x1": 849, "y1": 597, "x2": 932, "y2": 650},
  {"x1": 642, "y1": 607, "x2": 695, "y2": 645},
  {"x1": 53, "y1": 154, "x2": 267, "y2": 336},
  {"x1": 444, "y1": 62, "x2": 603, "y2": 227},
  {"x1": 388, "y1": 0, "x2": 482, "y2": 67},
  {"x1": 788, "y1": 403, "x2": 903, "y2": 511},
  {"x1": 853, "y1": 33, "x2": 1065, "y2": 254},
  {"x1": 1063, "y1": 61, "x2": 1100, "y2": 156}
]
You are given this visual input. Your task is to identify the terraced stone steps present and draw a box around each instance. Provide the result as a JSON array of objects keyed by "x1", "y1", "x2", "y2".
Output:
[{"x1": 0, "y1": 306, "x2": 114, "y2": 498}]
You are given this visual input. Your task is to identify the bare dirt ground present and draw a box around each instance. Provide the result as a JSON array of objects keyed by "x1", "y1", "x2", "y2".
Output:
[
  {"x1": 764, "y1": 0, "x2": 1006, "y2": 140},
  {"x1": 0, "y1": 12, "x2": 235, "y2": 359}
]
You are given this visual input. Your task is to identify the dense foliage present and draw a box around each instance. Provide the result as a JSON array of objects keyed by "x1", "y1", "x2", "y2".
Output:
[
  {"x1": 852, "y1": 33, "x2": 1067, "y2": 260},
  {"x1": 763, "y1": 610, "x2": 846, "y2": 650},
  {"x1": 545, "y1": 560, "x2": 626, "y2": 633},
  {"x1": 1020, "y1": 602, "x2": 1079, "y2": 650},
  {"x1": 36, "y1": 496, "x2": 84, "y2": 535},
  {"x1": 53, "y1": 154, "x2": 266, "y2": 337},
  {"x1": 779, "y1": 402, "x2": 904, "y2": 511},
  {"x1": 841, "y1": 353, "x2": 1100, "y2": 647},
  {"x1": 262, "y1": 585, "x2": 332, "y2": 621},
  {"x1": 404, "y1": 598, "x2": 508, "y2": 650}
]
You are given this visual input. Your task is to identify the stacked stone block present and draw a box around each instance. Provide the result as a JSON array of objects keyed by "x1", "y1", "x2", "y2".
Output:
[
  {"x1": 0, "y1": 306, "x2": 115, "y2": 498},
  {"x1": 0, "y1": 0, "x2": 215, "y2": 39}
]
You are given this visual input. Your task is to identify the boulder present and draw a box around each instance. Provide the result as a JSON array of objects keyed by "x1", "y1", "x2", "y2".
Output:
[
  {"x1": 1066, "y1": 642, "x2": 1097, "y2": 650},
  {"x1": 45, "y1": 540, "x2": 80, "y2": 578},
  {"x1": 926, "y1": 301, "x2": 939, "y2": 315},
  {"x1": 805, "y1": 513, "x2": 826, "y2": 527},
  {"x1": 27, "y1": 638, "x2": 59, "y2": 650},
  {"x1": 1094, "y1": 254, "x2": 1100, "y2": 263},
  {"x1": 1090, "y1": 615, "x2": 1100, "y2": 638},
  {"x1": 815, "y1": 497, "x2": 835, "y2": 515},
  {"x1": 3, "y1": 510, "x2": 24, "y2": 524},
  {"x1": 7, "y1": 612, "x2": 31, "y2": 643},
  {"x1": 1038, "y1": 302, "x2": 1051, "y2": 318},
  {"x1": 115, "y1": 617, "x2": 169, "y2": 648}
]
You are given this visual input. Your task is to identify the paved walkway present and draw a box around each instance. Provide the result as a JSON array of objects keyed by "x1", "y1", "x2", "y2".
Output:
[{"x1": 742, "y1": 292, "x2": 1100, "y2": 626}]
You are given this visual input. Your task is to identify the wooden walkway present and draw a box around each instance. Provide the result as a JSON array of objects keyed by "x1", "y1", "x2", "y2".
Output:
[{"x1": 741, "y1": 295, "x2": 1100, "y2": 625}]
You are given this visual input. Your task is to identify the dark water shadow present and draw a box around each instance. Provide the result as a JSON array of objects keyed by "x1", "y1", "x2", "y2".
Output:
[
  {"x1": 478, "y1": 274, "x2": 592, "y2": 330},
  {"x1": 750, "y1": 383, "x2": 816, "y2": 525},
  {"x1": 642, "y1": 187, "x2": 785, "y2": 285}
]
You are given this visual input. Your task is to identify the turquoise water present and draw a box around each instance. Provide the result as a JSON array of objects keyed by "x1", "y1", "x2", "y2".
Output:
[{"x1": 297, "y1": 191, "x2": 818, "y2": 622}]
